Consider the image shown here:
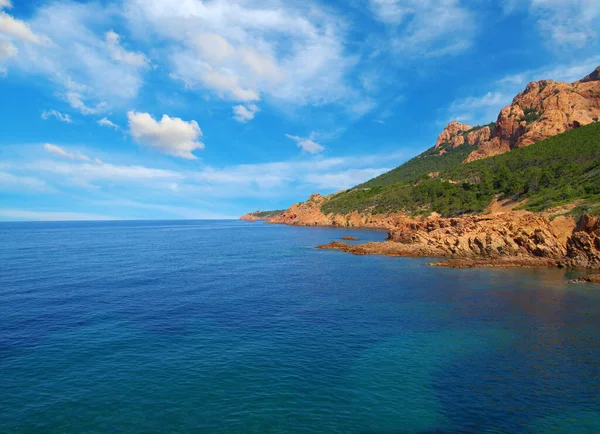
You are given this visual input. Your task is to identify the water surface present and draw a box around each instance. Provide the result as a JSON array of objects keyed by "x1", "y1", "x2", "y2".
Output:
[{"x1": 1, "y1": 220, "x2": 599, "y2": 433}]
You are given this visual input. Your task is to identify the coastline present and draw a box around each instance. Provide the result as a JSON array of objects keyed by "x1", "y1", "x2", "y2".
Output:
[{"x1": 241, "y1": 203, "x2": 600, "y2": 273}]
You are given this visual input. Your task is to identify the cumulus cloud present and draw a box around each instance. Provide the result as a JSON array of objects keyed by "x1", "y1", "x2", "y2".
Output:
[
  {"x1": 233, "y1": 104, "x2": 260, "y2": 123},
  {"x1": 127, "y1": 111, "x2": 205, "y2": 159},
  {"x1": 41, "y1": 109, "x2": 72, "y2": 123},
  {"x1": 286, "y1": 132, "x2": 325, "y2": 154},
  {"x1": 44, "y1": 143, "x2": 90, "y2": 161},
  {"x1": 97, "y1": 117, "x2": 120, "y2": 130}
]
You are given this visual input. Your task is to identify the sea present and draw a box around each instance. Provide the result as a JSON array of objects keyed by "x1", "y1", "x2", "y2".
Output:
[{"x1": 1, "y1": 220, "x2": 600, "y2": 433}]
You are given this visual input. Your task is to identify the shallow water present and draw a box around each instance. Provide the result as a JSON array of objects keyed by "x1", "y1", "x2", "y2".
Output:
[{"x1": 1, "y1": 220, "x2": 599, "y2": 433}]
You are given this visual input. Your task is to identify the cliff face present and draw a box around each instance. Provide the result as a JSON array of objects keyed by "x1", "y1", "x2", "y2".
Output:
[{"x1": 435, "y1": 66, "x2": 600, "y2": 163}]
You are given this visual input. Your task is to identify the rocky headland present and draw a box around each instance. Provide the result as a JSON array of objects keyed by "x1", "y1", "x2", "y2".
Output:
[{"x1": 241, "y1": 67, "x2": 600, "y2": 272}]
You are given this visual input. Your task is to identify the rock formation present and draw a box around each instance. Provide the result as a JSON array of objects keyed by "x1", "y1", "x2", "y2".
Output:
[
  {"x1": 562, "y1": 214, "x2": 600, "y2": 269},
  {"x1": 435, "y1": 121, "x2": 472, "y2": 148},
  {"x1": 431, "y1": 66, "x2": 600, "y2": 163}
]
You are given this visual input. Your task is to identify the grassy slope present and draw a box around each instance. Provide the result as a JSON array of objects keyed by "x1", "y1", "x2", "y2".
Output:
[
  {"x1": 359, "y1": 123, "x2": 496, "y2": 188},
  {"x1": 321, "y1": 122, "x2": 600, "y2": 217}
]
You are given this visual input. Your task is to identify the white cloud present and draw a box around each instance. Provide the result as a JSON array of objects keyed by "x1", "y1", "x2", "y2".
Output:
[
  {"x1": 105, "y1": 30, "x2": 149, "y2": 68},
  {"x1": 369, "y1": 0, "x2": 475, "y2": 56},
  {"x1": 0, "y1": 209, "x2": 115, "y2": 221},
  {"x1": 6, "y1": 143, "x2": 404, "y2": 200},
  {"x1": 44, "y1": 143, "x2": 90, "y2": 161},
  {"x1": 0, "y1": 38, "x2": 16, "y2": 74},
  {"x1": 0, "y1": 38, "x2": 16, "y2": 58},
  {"x1": 65, "y1": 92, "x2": 107, "y2": 115},
  {"x1": 5, "y1": 2, "x2": 148, "y2": 113},
  {"x1": 528, "y1": 0, "x2": 600, "y2": 47},
  {"x1": 127, "y1": 111, "x2": 205, "y2": 159},
  {"x1": 0, "y1": 9, "x2": 49, "y2": 45},
  {"x1": 97, "y1": 117, "x2": 120, "y2": 130},
  {"x1": 447, "y1": 91, "x2": 511, "y2": 125},
  {"x1": 198, "y1": 69, "x2": 260, "y2": 102},
  {"x1": 41, "y1": 109, "x2": 72, "y2": 123},
  {"x1": 233, "y1": 104, "x2": 260, "y2": 123},
  {"x1": 126, "y1": 0, "x2": 366, "y2": 112},
  {"x1": 286, "y1": 132, "x2": 325, "y2": 154},
  {"x1": 32, "y1": 159, "x2": 181, "y2": 183}
]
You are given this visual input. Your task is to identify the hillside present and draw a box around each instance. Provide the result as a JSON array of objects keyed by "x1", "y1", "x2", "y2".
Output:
[{"x1": 323, "y1": 121, "x2": 600, "y2": 217}]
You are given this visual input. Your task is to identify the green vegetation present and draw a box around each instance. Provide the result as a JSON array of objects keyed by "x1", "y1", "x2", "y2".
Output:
[
  {"x1": 359, "y1": 123, "x2": 496, "y2": 189},
  {"x1": 321, "y1": 122, "x2": 600, "y2": 217},
  {"x1": 520, "y1": 108, "x2": 541, "y2": 124},
  {"x1": 359, "y1": 144, "x2": 474, "y2": 188},
  {"x1": 248, "y1": 210, "x2": 286, "y2": 218}
]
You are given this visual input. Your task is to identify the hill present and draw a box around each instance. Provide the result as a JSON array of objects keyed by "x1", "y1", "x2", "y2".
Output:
[{"x1": 322, "y1": 121, "x2": 600, "y2": 217}]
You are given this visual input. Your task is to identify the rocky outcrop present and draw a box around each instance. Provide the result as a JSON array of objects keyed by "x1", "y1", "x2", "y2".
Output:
[
  {"x1": 429, "y1": 67, "x2": 600, "y2": 163},
  {"x1": 329, "y1": 212, "x2": 573, "y2": 267},
  {"x1": 269, "y1": 194, "x2": 332, "y2": 226},
  {"x1": 434, "y1": 121, "x2": 472, "y2": 148},
  {"x1": 562, "y1": 215, "x2": 600, "y2": 269},
  {"x1": 571, "y1": 274, "x2": 600, "y2": 284},
  {"x1": 240, "y1": 213, "x2": 266, "y2": 222},
  {"x1": 463, "y1": 66, "x2": 600, "y2": 162},
  {"x1": 269, "y1": 193, "x2": 409, "y2": 230},
  {"x1": 386, "y1": 212, "x2": 572, "y2": 261},
  {"x1": 316, "y1": 212, "x2": 600, "y2": 269}
]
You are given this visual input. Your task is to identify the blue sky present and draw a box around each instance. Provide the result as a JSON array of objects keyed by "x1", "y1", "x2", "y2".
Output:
[{"x1": 0, "y1": 0, "x2": 599, "y2": 220}]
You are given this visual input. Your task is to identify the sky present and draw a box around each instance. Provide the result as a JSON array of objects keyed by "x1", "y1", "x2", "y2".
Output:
[{"x1": 0, "y1": 0, "x2": 599, "y2": 221}]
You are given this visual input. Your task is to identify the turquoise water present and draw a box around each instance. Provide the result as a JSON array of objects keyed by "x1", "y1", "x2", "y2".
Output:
[{"x1": 1, "y1": 220, "x2": 600, "y2": 433}]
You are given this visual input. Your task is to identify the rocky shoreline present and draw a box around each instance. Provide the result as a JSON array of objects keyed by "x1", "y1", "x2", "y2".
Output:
[{"x1": 242, "y1": 195, "x2": 600, "y2": 274}]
